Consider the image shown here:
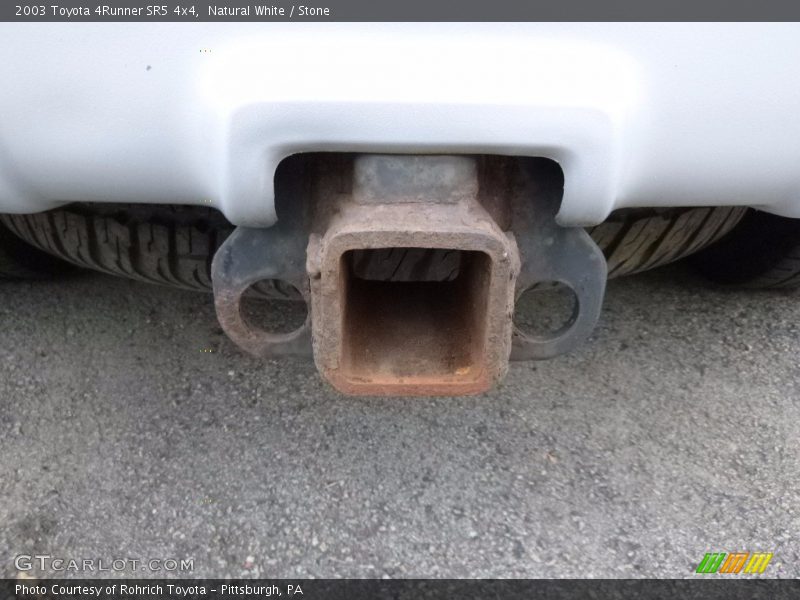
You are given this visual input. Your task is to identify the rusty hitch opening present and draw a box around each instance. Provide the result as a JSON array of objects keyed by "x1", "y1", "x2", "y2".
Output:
[
  {"x1": 211, "y1": 154, "x2": 607, "y2": 397},
  {"x1": 338, "y1": 249, "x2": 493, "y2": 394}
]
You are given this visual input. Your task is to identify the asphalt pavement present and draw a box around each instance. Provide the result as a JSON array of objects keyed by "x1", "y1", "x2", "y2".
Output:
[{"x1": 1, "y1": 264, "x2": 798, "y2": 578}]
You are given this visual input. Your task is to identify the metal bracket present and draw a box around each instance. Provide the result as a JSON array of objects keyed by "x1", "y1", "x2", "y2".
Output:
[
  {"x1": 509, "y1": 162, "x2": 607, "y2": 360},
  {"x1": 210, "y1": 155, "x2": 607, "y2": 394},
  {"x1": 211, "y1": 203, "x2": 313, "y2": 358}
]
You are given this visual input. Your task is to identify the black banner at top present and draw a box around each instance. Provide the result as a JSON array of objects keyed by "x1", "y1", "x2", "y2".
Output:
[{"x1": 3, "y1": 0, "x2": 800, "y2": 21}]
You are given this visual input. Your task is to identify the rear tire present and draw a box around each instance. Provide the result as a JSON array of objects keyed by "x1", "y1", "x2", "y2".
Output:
[
  {"x1": 587, "y1": 206, "x2": 746, "y2": 279},
  {"x1": 0, "y1": 204, "x2": 746, "y2": 296},
  {"x1": 0, "y1": 205, "x2": 298, "y2": 299}
]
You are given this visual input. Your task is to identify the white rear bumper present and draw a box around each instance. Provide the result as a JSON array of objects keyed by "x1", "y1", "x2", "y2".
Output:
[{"x1": 1, "y1": 23, "x2": 799, "y2": 226}]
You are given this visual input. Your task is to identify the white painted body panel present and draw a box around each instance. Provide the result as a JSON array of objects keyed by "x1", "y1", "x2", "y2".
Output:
[{"x1": 0, "y1": 23, "x2": 799, "y2": 226}]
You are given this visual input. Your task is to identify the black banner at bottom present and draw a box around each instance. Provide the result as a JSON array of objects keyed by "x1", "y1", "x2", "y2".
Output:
[{"x1": 3, "y1": 579, "x2": 800, "y2": 600}]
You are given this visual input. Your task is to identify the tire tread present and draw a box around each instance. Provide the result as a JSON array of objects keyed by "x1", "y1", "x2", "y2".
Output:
[{"x1": 1, "y1": 204, "x2": 746, "y2": 294}]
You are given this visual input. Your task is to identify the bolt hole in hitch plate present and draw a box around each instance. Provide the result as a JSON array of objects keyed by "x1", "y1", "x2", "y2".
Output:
[{"x1": 212, "y1": 154, "x2": 607, "y2": 396}]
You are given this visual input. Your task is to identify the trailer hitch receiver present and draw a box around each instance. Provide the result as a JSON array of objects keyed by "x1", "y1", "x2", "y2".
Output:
[{"x1": 212, "y1": 155, "x2": 606, "y2": 396}]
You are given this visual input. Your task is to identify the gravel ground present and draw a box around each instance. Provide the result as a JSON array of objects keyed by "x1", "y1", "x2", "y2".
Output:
[{"x1": 0, "y1": 265, "x2": 798, "y2": 579}]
